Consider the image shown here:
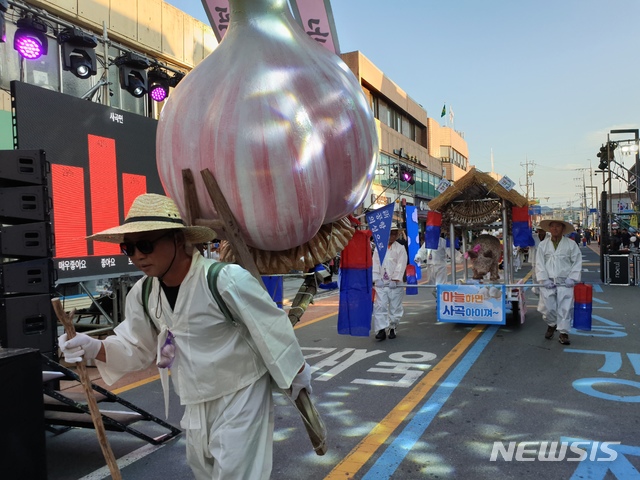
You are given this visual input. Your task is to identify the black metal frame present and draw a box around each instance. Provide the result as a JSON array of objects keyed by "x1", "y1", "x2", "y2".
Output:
[{"x1": 42, "y1": 355, "x2": 181, "y2": 445}]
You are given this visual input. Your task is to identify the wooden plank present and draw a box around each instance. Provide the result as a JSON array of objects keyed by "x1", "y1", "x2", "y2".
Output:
[
  {"x1": 198, "y1": 168, "x2": 265, "y2": 288},
  {"x1": 181, "y1": 169, "x2": 202, "y2": 228},
  {"x1": 196, "y1": 168, "x2": 326, "y2": 455},
  {"x1": 52, "y1": 299, "x2": 122, "y2": 480}
]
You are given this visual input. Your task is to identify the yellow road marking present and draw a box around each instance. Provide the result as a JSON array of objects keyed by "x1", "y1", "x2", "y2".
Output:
[
  {"x1": 294, "y1": 312, "x2": 336, "y2": 329},
  {"x1": 324, "y1": 325, "x2": 486, "y2": 479},
  {"x1": 111, "y1": 374, "x2": 161, "y2": 395}
]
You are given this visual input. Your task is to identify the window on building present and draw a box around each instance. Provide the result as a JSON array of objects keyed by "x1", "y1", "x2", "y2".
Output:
[{"x1": 368, "y1": 91, "x2": 425, "y2": 146}]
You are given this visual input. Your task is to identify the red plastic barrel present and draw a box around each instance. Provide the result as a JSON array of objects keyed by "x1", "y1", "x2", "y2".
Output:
[{"x1": 574, "y1": 282, "x2": 592, "y2": 304}]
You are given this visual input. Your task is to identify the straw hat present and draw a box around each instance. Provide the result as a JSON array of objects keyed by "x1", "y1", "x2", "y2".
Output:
[
  {"x1": 539, "y1": 219, "x2": 575, "y2": 234},
  {"x1": 87, "y1": 193, "x2": 216, "y2": 244}
]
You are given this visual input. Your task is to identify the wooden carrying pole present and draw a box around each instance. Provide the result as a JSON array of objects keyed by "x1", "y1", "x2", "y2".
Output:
[
  {"x1": 194, "y1": 168, "x2": 327, "y2": 455},
  {"x1": 52, "y1": 299, "x2": 122, "y2": 479}
]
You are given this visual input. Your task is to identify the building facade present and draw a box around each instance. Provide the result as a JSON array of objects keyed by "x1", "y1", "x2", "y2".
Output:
[{"x1": 340, "y1": 51, "x2": 468, "y2": 226}]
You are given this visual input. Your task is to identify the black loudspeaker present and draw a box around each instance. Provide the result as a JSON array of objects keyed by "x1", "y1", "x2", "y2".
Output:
[
  {"x1": 0, "y1": 258, "x2": 55, "y2": 294},
  {"x1": 0, "y1": 185, "x2": 50, "y2": 223},
  {"x1": 0, "y1": 294, "x2": 56, "y2": 354},
  {"x1": 0, "y1": 348, "x2": 47, "y2": 480},
  {"x1": 0, "y1": 149, "x2": 47, "y2": 185},
  {"x1": 0, "y1": 222, "x2": 52, "y2": 258}
]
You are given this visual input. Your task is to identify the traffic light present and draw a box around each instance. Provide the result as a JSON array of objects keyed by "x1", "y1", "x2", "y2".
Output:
[
  {"x1": 399, "y1": 165, "x2": 416, "y2": 185},
  {"x1": 597, "y1": 141, "x2": 618, "y2": 170},
  {"x1": 597, "y1": 145, "x2": 608, "y2": 170}
]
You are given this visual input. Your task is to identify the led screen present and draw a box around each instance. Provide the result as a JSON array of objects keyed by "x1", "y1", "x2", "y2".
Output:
[{"x1": 11, "y1": 81, "x2": 164, "y2": 283}]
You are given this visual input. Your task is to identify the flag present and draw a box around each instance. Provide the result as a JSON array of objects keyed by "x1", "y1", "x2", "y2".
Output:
[
  {"x1": 405, "y1": 205, "x2": 421, "y2": 280},
  {"x1": 365, "y1": 203, "x2": 395, "y2": 265},
  {"x1": 449, "y1": 106, "x2": 454, "y2": 124},
  {"x1": 338, "y1": 229, "x2": 373, "y2": 336},
  {"x1": 262, "y1": 275, "x2": 283, "y2": 309},
  {"x1": 440, "y1": 104, "x2": 446, "y2": 117},
  {"x1": 512, "y1": 206, "x2": 535, "y2": 247},
  {"x1": 425, "y1": 211, "x2": 442, "y2": 249}
]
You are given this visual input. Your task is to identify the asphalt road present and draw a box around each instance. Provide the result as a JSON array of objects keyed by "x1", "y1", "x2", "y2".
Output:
[{"x1": 44, "y1": 245, "x2": 640, "y2": 480}]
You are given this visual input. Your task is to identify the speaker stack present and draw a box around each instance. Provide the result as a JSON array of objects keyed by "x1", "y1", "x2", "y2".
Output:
[{"x1": 0, "y1": 149, "x2": 57, "y2": 359}]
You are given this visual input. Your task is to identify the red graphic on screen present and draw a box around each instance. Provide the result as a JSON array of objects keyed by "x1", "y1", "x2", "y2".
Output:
[
  {"x1": 51, "y1": 164, "x2": 88, "y2": 258},
  {"x1": 88, "y1": 134, "x2": 120, "y2": 255},
  {"x1": 122, "y1": 173, "x2": 147, "y2": 218}
]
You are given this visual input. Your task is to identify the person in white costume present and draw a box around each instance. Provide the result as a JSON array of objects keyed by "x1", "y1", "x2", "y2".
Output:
[
  {"x1": 58, "y1": 194, "x2": 311, "y2": 480},
  {"x1": 372, "y1": 226, "x2": 408, "y2": 340},
  {"x1": 530, "y1": 227, "x2": 550, "y2": 295},
  {"x1": 414, "y1": 235, "x2": 453, "y2": 286},
  {"x1": 535, "y1": 218, "x2": 582, "y2": 345}
]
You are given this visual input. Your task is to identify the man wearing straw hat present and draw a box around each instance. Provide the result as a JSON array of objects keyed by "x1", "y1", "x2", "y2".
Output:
[
  {"x1": 535, "y1": 218, "x2": 582, "y2": 345},
  {"x1": 58, "y1": 193, "x2": 312, "y2": 480}
]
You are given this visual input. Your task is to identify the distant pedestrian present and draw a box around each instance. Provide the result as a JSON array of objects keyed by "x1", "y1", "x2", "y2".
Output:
[
  {"x1": 372, "y1": 226, "x2": 408, "y2": 341},
  {"x1": 414, "y1": 234, "x2": 452, "y2": 286},
  {"x1": 530, "y1": 227, "x2": 549, "y2": 295},
  {"x1": 621, "y1": 228, "x2": 631, "y2": 249}
]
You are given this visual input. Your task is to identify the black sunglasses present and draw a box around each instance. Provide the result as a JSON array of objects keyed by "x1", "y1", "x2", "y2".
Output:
[{"x1": 120, "y1": 231, "x2": 173, "y2": 257}]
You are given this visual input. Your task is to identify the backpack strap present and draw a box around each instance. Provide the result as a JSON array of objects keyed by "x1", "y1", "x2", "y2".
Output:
[
  {"x1": 140, "y1": 263, "x2": 238, "y2": 330},
  {"x1": 141, "y1": 276, "x2": 159, "y2": 333},
  {"x1": 207, "y1": 262, "x2": 238, "y2": 326}
]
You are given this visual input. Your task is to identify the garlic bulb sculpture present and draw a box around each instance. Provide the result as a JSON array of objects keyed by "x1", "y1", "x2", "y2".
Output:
[{"x1": 156, "y1": 0, "x2": 378, "y2": 251}]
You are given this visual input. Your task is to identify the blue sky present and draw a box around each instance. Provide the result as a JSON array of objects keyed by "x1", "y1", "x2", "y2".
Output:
[{"x1": 167, "y1": 0, "x2": 640, "y2": 209}]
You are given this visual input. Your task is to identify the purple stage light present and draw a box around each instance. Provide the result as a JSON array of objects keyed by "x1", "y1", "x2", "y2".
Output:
[
  {"x1": 149, "y1": 84, "x2": 168, "y2": 102},
  {"x1": 147, "y1": 68, "x2": 170, "y2": 102},
  {"x1": 15, "y1": 36, "x2": 44, "y2": 59},
  {"x1": 13, "y1": 16, "x2": 48, "y2": 60}
]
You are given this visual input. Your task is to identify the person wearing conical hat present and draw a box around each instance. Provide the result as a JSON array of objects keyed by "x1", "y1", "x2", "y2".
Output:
[
  {"x1": 535, "y1": 218, "x2": 582, "y2": 345},
  {"x1": 57, "y1": 193, "x2": 311, "y2": 479}
]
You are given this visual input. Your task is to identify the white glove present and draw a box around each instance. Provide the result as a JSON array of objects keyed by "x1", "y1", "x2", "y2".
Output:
[
  {"x1": 374, "y1": 279, "x2": 384, "y2": 288},
  {"x1": 543, "y1": 279, "x2": 556, "y2": 290},
  {"x1": 58, "y1": 333, "x2": 102, "y2": 363},
  {"x1": 565, "y1": 278, "x2": 576, "y2": 288},
  {"x1": 388, "y1": 280, "x2": 397, "y2": 289},
  {"x1": 290, "y1": 362, "x2": 312, "y2": 400}
]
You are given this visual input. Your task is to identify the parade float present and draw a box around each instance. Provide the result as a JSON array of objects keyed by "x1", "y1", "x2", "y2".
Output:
[{"x1": 426, "y1": 168, "x2": 532, "y2": 325}]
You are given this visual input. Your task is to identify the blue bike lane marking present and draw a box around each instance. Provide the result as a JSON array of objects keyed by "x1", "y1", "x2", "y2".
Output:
[
  {"x1": 564, "y1": 437, "x2": 640, "y2": 479},
  {"x1": 362, "y1": 325, "x2": 499, "y2": 480}
]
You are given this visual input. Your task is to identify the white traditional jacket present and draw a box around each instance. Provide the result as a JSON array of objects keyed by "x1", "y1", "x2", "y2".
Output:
[
  {"x1": 535, "y1": 236, "x2": 582, "y2": 283},
  {"x1": 415, "y1": 237, "x2": 449, "y2": 266},
  {"x1": 96, "y1": 252, "x2": 304, "y2": 413},
  {"x1": 372, "y1": 241, "x2": 408, "y2": 283}
]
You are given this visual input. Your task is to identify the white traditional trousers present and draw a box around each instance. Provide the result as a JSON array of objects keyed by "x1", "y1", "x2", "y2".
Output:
[
  {"x1": 537, "y1": 285, "x2": 574, "y2": 334},
  {"x1": 183, "y1": 373, "x2": 273, "y2": 480},
  {"x1": 373, "y1": 285, "x2": 404, "y2": 332},
  {"x1": 426, "y1": 264, "x2": 448, "y2": 285}
]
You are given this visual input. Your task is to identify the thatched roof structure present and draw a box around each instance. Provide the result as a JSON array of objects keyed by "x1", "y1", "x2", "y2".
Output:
[{"x1": 428, "y1": 167, "x2": 528, "y2": 231}]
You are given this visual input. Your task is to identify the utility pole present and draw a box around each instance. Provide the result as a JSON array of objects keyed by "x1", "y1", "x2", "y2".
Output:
[
  {"x1": 520, "y1": 157, "x2": 535, "y2": 200},
  {"x1": 574, "y1": 168, "x2": 590, "y2": 228},
  {"x1": 583, "y1": 171, "x2": 588, "y2": 227}
]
